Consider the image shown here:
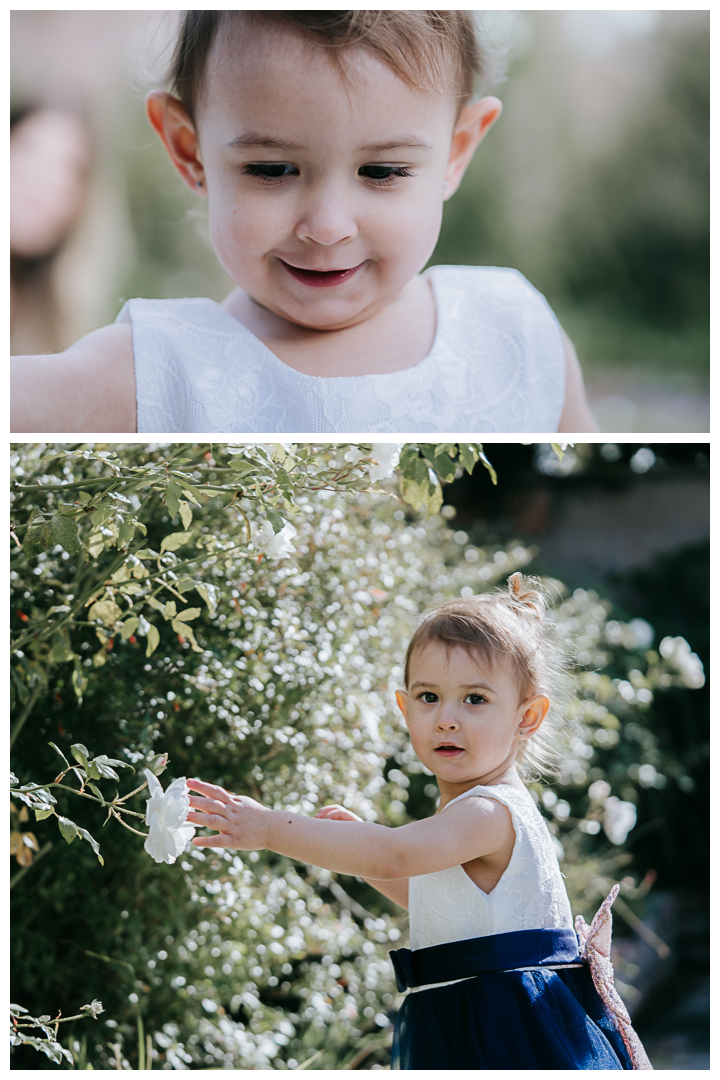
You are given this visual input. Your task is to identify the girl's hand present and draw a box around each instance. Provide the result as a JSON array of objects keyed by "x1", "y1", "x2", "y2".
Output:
[
  {"x1": 315, "y1": 804, "x2": 363, "y2": 822},
  {"x1": 187, "y1": 778, "x2": 270, "y2": 851}
]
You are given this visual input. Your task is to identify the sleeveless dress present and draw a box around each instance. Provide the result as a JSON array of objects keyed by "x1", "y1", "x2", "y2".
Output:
[
  {"x1": 389, "y1": 783, "x2": 634, "y2": 1070},
  {"x1": 114, "y1": 266, "x2": 566, "y2": 433}
]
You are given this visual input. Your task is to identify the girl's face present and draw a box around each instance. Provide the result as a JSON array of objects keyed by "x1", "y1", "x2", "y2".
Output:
[
  {"x1": 396, "y1": 643, "x2": 549, "y2": 803},
  {"x1": 150, "y1": 24, "x2": 500, "y2": 332}
]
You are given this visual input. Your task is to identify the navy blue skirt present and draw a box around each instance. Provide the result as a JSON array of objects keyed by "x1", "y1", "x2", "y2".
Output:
[{"x1": 390, "y1": 929, "x2": 632, "y2": 1070}]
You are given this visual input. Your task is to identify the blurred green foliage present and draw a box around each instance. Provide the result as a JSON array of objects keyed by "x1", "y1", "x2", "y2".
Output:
[{"x1": 10, "y1": 443, "x2": 706, "y2": 1069}]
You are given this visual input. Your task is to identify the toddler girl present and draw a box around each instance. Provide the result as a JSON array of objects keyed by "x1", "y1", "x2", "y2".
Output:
[
  {"x1": 11, "y1": 11, "x2": 597, "y2": 435},
  {"x1": 187, "y1": 573, "x2": 649, "y2": 1069}
]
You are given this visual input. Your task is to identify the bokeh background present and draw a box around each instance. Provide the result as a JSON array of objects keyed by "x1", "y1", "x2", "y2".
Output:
[{"x1": 10, "y1": 11, "x2": 709, "y2": 431}]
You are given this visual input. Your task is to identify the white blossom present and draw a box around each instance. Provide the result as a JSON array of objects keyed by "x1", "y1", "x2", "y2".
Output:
[
  {"x1": 367, "y1": 443, "x2": 402, "y2": 482},
  {"x1": 603, "y1": 796, "x2": 637, "y2": 845},
  {"x1": 256, "y1": 520, "x2": 297, "y2": 559},
  {"x1": 144, "y1": 770, "x2": 195, "y2": 864}
]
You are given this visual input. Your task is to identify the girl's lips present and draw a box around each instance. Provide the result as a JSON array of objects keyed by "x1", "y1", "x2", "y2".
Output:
[
  {"x1": 279, "y1": 259, "x2": 364, "y2": 288},
  {"x1": 435, "y1": 746, "x2": 464, "y2": 757}
]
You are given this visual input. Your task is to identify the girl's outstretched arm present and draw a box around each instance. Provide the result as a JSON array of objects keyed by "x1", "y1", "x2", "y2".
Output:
[
  {"x1": 557, "y1": 330, "x2": 599, "y2": 433},
  {"x1": 315, "y1": 804, "x2": 408, "y2": 910},
  {"x1": 187, "y1": 779, "x2": 512, "y2": 882}
]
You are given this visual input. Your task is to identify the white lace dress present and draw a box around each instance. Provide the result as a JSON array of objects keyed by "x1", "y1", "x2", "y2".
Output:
[
  {"x1": 409, "y1": 782, "x2": 573, "y2": 950},
  {"x1": 115, "y1": 266, "x2": 566, "y2": 434}
]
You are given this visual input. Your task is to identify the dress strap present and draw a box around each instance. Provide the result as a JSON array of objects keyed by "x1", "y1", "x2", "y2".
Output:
[{"x1": 389, "y1": 927, "x2": 581, "y2": 993}]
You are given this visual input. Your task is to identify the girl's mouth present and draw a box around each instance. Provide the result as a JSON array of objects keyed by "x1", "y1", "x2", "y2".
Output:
[
  {"x1": 279, "y1": 259, "x2": 365, "y2": 288},
  {"x1": 435, "y1": 745, "x2": 464, "y2": 758}
]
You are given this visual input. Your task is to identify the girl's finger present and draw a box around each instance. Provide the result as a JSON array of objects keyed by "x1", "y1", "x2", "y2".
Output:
[
  {"x1": 188, "y1": 795, "x2": 228, "y2": 813},
  {"x1": 192, "y1": 833, "x2": 233, "y2": 847},
  {"x1": 187, "y1": 779, "x2": 231, "y2": 802},
  {"x1": 187, "y1": 811, "x2": 227, "y2": 828}
]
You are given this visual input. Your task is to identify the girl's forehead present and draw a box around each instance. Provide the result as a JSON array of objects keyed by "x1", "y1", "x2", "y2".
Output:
[
  {"x1": 203, "y1": 20, "x2": 456, "y2": 124},
  {"x1": 409, "y1": 642, "x2": 514, "y2": 681}
]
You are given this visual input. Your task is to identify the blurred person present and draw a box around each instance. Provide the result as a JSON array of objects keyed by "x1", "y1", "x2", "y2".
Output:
[
  {"x1": 10, "y1": 107, "x2": 92, "y2": 355},
  {"x1": 11, "y1": 11, "x2": 597, "y2": 434}
]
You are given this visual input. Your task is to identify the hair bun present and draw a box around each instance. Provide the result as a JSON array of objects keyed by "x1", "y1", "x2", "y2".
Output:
[{"x1": 507, "y1": 572, "x2": 545, "y2": 620}]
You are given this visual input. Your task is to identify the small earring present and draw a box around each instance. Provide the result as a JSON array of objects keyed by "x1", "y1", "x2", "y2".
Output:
[
  {"x1": 196, "y1": 180, "x2": 203, "y2": 188},
  {"x1": 443, "y1": 181, "x2": 449, "y2": 189}
]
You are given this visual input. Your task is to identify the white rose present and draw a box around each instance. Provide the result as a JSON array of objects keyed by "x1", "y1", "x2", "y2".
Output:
[
  {"x1": 367, "y1": 443, "x2": 403, "y2": 482},
  {"x1": 144, "y1": 769, "x2": 195, "y2": 864},
  {"x1": 257, "y1": 520, "x2": 297, "y2": 559},
  {"x1": 603, "y1": 796, "x2": 637, "y2": 846}
]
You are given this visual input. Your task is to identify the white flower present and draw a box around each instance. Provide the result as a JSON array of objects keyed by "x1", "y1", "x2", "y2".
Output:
[
  {"x1": 256, "y1": 520, "x2": 297, "y2": 559},
  {"x1": 367, "y1": 443, "x2": 402, "y2": 482},
  {"x1": 144, "y1": 769, "x2": 195, "y2": 864},
  {"x1": 603, "y1": 796, "x2": 637, "y2": 845},
  {"x1": 344, "y1": 447, "x2": 364, "y2": 465}
]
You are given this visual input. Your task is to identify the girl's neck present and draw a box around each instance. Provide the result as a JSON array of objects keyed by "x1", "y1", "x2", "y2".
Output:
[{"x1": 436, "y1": 759, "x2": 523, "y2": 811}]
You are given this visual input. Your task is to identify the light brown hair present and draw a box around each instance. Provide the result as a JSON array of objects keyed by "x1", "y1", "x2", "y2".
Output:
[{"x1": 169, "y1": 11, "x2": 488, "y2": 123}]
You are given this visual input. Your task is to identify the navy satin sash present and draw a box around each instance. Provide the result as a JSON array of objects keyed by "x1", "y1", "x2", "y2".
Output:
[{"x1": 390, "y1": 928, "x2": 582, "y2": 993}]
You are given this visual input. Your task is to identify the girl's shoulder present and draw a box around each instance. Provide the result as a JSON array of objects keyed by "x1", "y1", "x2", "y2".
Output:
[{"x1": 427, "y1": 263, "x2": 558, "y2": 320}]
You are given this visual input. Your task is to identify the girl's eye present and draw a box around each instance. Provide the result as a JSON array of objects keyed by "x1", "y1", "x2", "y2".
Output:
[
  {"x1": 465, "y1": 694, "x2": 487, "y2": 705},
  {"x1": 418, "y1": 692, "x2": 438, "y2": 703},
  {"x1": 243, "y1": 163, "x2": 298, "y2": 184},
  {"x1": 359, "y1": 165, "x2": 413, "y2": 185}
]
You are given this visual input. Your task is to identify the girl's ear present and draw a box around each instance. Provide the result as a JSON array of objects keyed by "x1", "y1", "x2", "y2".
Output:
[
  {"x1": 517, "y1": 694, "x2": 550, "y2": 739},
  {"x1": 443, "y1": 96, "x2": 502, "y2": 200},
  {"x1": 395, "y1": 689, "x2": 409, "y2": 723},
  {"x1": 146, "y1": 91, "x2": 206, "y2": 195}
]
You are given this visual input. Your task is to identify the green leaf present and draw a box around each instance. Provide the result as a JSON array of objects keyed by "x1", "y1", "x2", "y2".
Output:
[
  {"x1": 458, "y1": 443, "x2": 479, "y2": 475},
  {"x1": 48, "y1": 741, "x2": 70, "y2": 768},
  {"x1": 58, "y1": 816, "x2": 80, "y2": 844},
  {"x1": 178, "y1": 501, "x2": 193, "y2": 529},
  {"x1": 50, "y1": 514, "x2": 81, "y2": 555},
  {"x1": 146, "y1": 624, "x2": 160, "y2": 657},
  {"x1": 50, "y1": 634, "x2": 75, "y2": 664},
  {"x1": 117, "y1": 517, "x2": 136, "y2": 548},
  {"x1": 22, "y1": 521, "x2": 52, "y2": 559},
  {"x1": 266, "y1": 509, "x2": 286, "y2": 535},
  {"x1": 78, "y1": 490, "x2": 93, "y2": 505},
  {"x1": 196, "y1": 582, "x2": 219, "y2": 616},
  {"x1": 160, "y1": 531, "x2": 194, "y2": 553},
  {"x1": 165, "y1": 481, "x2": 183, "y2": 519},
  {"x1": 426, "y1": 477, "x2": 444, "y2": 516},
  {"x1": 87, "y1": 782, "x2": 106, "y2": 805},
  {"x1": 181, "y1": 487, "x2": 202, "y2": 506},
  {"x1": 90, "y1": 504, "x2": 113, "y2": 527},
  {"x1": 171, "y1": 618, "x2": 203, "y2": 653},
  {"x1": 70, "y1": 743, "x2": 91, "y2": 766},
  {"x1": 120, "y1": 616, "x2": 139, "y2": 640},
  {"x1": 474, "y1": 444, "x2": 497, "y2": 485},
  {"x1": 76, "y1": 824, "x2": 104, "y2": 865},
  {"x1": 175, "y1": 607, "x2": 201, "y2": 622},
  {"x1": 71, "y1": 667, "x2": 88, "y2": 702},
  {"x1": 110, "y1": 565, "x2": 130, "y2": 583},
  {"x1": 551, "y1": 443, "x2": 566, "y2": 460},
  {"x1": 34, "y1": 806, "x2": 55, "y2": 821},
  {"x1": 87, "y1": 599, "x2": 123, "y2": 626}
]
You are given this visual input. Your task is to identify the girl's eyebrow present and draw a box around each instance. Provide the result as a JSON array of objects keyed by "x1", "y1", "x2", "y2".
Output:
[
  {"x1": 410, "y1": 681, "x2": 496, "y2": 693},
  {"x1": 226, "y1": 132, "x2": 304, "y2": 152},
  {"x1": 225, "y1": 133, "x2": 432, "y2": 154},
  {"x1": 359, "y1": 138, "x2": 432, "y2": 153}
]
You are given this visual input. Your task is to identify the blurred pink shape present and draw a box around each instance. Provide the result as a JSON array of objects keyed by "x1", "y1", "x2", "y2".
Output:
[{"x1": 10, "y1": 108, "x2": 91, "y2": 258}]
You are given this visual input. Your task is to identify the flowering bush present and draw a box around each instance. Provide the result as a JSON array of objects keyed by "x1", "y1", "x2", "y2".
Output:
[{"x1": 10, "y1": 443, "x2": 704, "y2": 1069}]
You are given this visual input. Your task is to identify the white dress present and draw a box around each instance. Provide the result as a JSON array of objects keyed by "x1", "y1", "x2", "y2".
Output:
[
  {"x1": 115, "y1": 266, "x2": 566, "y2": 434},
  {"x1": 409, "y1": 782, "x2": 573, "y2": 951}
]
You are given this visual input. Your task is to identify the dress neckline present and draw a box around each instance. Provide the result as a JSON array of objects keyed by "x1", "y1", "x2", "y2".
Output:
[{"x1": 208, "y1": 267, "x2": 442, "y2": 382}]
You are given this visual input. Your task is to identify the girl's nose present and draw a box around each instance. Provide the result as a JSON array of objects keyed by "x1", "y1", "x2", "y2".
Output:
[
  {"x1": 436, "y1": 707, "x2": 459, "y2": 730},
  {"x1": 295, "y1": 189, "x2": 358, "y2": 248}
]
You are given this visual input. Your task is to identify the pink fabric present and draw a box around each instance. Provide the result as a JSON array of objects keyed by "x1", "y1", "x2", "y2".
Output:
[{"x1": 576, "y1": 885, "x2": 653, "y2": 1070}]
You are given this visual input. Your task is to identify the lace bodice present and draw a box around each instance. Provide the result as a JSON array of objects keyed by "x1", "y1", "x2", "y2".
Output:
[
  {"x1": 116, "y1": 266, "x2": 566, "y2": 434},
  {"x1": 408, "y1": 783, "x2": 573, "y2": 950}
]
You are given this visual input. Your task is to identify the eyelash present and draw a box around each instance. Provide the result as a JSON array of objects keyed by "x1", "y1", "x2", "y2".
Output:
[{"x1": 241, "y1": 163, "x2": 414, "y2": 186}]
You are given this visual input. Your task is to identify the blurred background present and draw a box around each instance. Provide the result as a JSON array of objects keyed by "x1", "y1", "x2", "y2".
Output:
[{"x1": 10, "y1": 11, "x2": 709, "y2": 431}]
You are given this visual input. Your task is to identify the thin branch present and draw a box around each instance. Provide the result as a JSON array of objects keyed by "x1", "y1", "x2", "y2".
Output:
[{"x1": 10, "y1": 685, "x2": 42, "y2": 749}]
